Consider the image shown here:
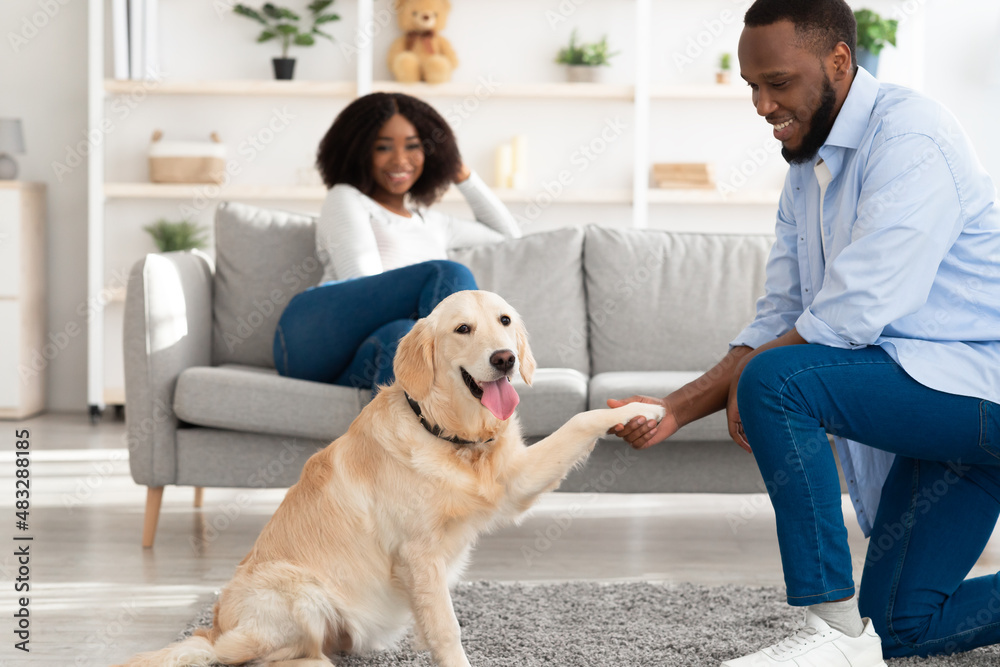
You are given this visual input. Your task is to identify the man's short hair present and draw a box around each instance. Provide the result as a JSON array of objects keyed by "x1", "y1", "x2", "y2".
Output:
[{"x1": 744, "y1": 0, "x2": 857, "y2": 67}]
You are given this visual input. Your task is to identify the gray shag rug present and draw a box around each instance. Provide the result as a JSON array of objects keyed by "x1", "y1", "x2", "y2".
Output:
[{"x1": 180, "y1": 581, "x2": 1000, "y2": 666}]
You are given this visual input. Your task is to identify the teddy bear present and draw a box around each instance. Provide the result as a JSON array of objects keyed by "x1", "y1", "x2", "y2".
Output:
[{"x1": 387, "y1": 0, "x2": 458, "y2": 84}]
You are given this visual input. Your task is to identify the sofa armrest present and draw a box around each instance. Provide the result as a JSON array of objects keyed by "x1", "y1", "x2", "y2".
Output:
[{"x1": 123, "y1": 250, "x2": 214, "y2": 487}]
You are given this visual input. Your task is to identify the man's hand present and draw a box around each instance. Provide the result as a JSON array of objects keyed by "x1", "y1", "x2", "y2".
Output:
[
  {"x1": 606, "y1": 396, "x2": 677, "y2": 450},
  {"x1": 727, "y1": 357, "x2": 752, "y2": 453},
  {"x1": 725, "y1": 328, "x2": 808, "y2": 454}
]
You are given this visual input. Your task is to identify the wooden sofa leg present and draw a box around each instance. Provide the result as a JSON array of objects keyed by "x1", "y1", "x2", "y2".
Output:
[
  {"x1": 143, "y1": 486, "x2": 164, "y2": 548},
  {"x1": 193, "y1": 487, "x2": 204, "y2": 508}
]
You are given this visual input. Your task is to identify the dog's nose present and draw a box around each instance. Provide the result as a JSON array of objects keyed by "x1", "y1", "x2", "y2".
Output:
[{"x1": 490, "y1": 349, "x2": 516, "y2": 372}]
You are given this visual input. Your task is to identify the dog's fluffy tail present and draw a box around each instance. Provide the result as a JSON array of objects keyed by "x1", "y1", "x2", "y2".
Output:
[{"x1": 114, "y1": 629, "x2": 261, "y2": 667}]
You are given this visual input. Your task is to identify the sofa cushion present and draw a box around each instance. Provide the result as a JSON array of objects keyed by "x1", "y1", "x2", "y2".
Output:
[
  {"x1": 174, "y1": 364, "x2": 367, "y2": 441},
  {"x1": 212, "y1": 202, "x2": 323, "y2": 368},
  {"x1": 449, "y1": 227, "x2": 589, "y2": 375},
  {"x1": 175, "y1": 364, "x2": 585, "y2": 442},
  {"x1": 176, "y1": 428, "x2": 328, "y2": 488},
  {"x1": 584, "y1": 227, "x2": 774, "y2": 374},
  {"x1": 589, "y1": 371, "x2": 731, "y2": 441},
  {"x1": 512, "y1": 368, "x2": 589, "y2": 437}
]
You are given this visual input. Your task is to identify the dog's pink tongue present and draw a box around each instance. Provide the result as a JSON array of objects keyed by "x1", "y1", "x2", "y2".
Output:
[{"x1": 480, "y1": 377, "x2": 519, "y2": 420}]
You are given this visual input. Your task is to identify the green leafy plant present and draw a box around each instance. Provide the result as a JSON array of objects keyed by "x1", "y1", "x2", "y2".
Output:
[
  {"x1": 555, "y1": 30, "x2": 619, "y2": 67},
  {"x1": 719, "y1": 52, "x2": 731, "y2": 71},
  {"x1": 234, "y1": 1, "x2": 340, "y2": 58},
  {"x1": 854, "y1": 8, "x2": 897, "y2": 56},
  {"x1": 144, "y1": 219, "x2": 209, "y2": 253}
]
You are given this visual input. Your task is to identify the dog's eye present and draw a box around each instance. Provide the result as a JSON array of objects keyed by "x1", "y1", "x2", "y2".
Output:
[
  {"x1": 455, "y1": 324, "x2": 471, "y2": 334},
  {"x1": 500, "y1": 315, "x2": 511, "y2": 326}
]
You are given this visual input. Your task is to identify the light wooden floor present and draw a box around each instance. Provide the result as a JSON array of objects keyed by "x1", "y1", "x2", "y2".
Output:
[{"x1": 4, "y1": 412, "x2": 999, "y2": 665}]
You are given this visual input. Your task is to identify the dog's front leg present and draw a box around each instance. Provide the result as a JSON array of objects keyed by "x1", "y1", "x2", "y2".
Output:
[
  {"x1": 509, "y1": 403, "x2": 665, "y2": 503},
  {"x1": 395, "y1": 547, "x2": 471, "y2": 667}
]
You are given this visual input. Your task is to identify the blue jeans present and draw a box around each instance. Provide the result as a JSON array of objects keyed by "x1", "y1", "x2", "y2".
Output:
[
  {"x1": 737, "y1": 344, "x2": 1000, "y2": 658},
  {"x1": 273, "y1": 260, "x2": 477, "y2": 389}
]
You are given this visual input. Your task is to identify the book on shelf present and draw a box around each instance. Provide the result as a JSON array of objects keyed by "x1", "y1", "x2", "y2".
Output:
[
  {"x1": 143, "y1": 0, "x2": 159, "y2": 79},
  {"x1": 127, "y1": 0, "x2": 143, "y2": 79},
  {"x1": 650, "y1": 162, "x2": 716, "y2": 189},
  {"x1": 111, "y1": 0, "x2": 129, "y2": 79},
  {"x1": 125, "y1": 0, "x2": 159, "y2": 80}
]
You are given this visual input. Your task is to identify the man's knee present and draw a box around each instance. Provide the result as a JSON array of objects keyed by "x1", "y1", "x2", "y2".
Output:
[
  {"x1": 862, "y1": 592, "x2": 946, "y2": 655},
  {"x1": 736, "y1": 348, "x2": 787, "y2": 412},
  {"x1": 737, "y1": 347, "x2": 822, "y2": 419}
]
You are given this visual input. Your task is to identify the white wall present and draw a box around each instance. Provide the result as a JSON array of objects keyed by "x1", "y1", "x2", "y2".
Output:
[
  {"x1": 2, "y1": 0, "x2": 999, "y2": 413},
  {"x1": 1, "y1": 0, "x2": 90, "y2": 414}
]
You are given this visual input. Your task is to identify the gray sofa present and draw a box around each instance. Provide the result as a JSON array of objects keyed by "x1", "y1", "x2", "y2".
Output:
[{"x1": 124, "y1": 201, "x2": 775, "y2": 546}]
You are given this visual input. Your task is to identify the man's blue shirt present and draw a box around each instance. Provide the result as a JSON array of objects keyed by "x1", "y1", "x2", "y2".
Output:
[{"x1": 731, "y1": 67, "x2": 1000, "y2": 535}]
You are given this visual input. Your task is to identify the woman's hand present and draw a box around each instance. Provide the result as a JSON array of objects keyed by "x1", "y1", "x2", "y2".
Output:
[
  {"x1": 606, "y1": 396, "x2": 677, "y2": 450},
  {"x1": 454, "y1": 163, "x2": 471, "y2": 184}
]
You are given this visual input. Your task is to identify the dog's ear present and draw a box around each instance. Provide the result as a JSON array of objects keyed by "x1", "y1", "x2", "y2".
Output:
[
  {"x1": 515, "y1": 320, "x2": 536, "y2": 387},
  {"x1": 394, "y1": 318, "x2": 435, "y2": 400}
]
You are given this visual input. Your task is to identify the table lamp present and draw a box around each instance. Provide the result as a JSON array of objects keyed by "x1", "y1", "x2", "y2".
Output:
[{"x1": 0, "y1": 119, "x2": 26, "y2": 180}]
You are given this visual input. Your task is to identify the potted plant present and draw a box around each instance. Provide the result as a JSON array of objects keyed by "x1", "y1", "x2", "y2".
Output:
[
  {"x1": 143, "y1": 219, "x2": 209, "y2": 253},
  {"x1": 233, "y1": 1, "x2": 340, "y2": 80},
  {"x1": 716, "y1": 52, "x2": 732, "y2": 84},
  {"x1": 853, "y1": 8, "x2": 897, "y2": 76},
  {"x1": 555, "y1": 30, "x2": 619, "y2": 83}
]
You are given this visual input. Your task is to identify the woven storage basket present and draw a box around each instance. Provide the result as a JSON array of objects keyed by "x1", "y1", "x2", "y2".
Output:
[{"x1": 148, "y1": 130, "x2": 226, "y2": 184}]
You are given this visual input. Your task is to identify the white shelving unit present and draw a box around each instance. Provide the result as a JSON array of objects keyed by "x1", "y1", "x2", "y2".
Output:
[
  {"x1": 86, "y1": 0, "x2": 924, "y2": 418},
  {"x1": 103, "y1": 182, "x2": 633, "y2": 205},
  {"x1": 85, "y1": 0, "x2": 754, "y2": 420}
]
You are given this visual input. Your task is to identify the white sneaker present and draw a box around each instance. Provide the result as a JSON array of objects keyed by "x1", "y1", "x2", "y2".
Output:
[{"x1": 721, "y1": 611, "x2": 887, "y2": 666}]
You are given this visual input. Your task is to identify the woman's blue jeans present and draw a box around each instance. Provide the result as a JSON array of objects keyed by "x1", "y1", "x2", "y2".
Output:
[
  {"x1": 273, "y1": 260, "x2": 477, "y2": 389},
  {"x1": 737, "y1": 344, "x2": 1000, "y2": 658}
]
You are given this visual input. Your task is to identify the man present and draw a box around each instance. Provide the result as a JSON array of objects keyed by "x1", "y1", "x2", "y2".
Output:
[{"x1": 611, "y1": 0, "x2": 1000, "y2": 665}]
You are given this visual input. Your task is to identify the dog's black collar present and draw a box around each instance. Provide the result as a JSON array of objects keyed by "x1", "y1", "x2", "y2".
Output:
[{"x1": 404, "y1": 392, "x2": 493, "y2": 447}]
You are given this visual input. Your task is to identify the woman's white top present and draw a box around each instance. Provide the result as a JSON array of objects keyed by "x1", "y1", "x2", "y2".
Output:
[{"x1": 315, "y1": 171, "x2": 521, "y2": 283}]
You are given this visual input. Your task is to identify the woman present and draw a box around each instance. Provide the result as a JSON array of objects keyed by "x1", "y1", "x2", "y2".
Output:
[{"x1": 273, "y1": 92, "x2": 521, "y2": 391}]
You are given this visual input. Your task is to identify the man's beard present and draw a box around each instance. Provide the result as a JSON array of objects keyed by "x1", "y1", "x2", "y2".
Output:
[{"x1": 781, "y1": 76, "x2": 837, "y2": 165}]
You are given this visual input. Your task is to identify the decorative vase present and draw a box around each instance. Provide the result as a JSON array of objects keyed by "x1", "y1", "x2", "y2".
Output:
[
  {"x1": 272, "y1": 57, "x2": 296, "y2": 80},
  {"x1": 566, "y1": 65, "x2": 602, "y2": 83},
  {"x1": 856, "y1": 47, "x2": 879, "y2": 76}
]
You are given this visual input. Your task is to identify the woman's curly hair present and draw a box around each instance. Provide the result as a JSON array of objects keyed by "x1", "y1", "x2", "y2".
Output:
[{"x1": 316, "y1": 92, "x2": 461, "y2": 207}]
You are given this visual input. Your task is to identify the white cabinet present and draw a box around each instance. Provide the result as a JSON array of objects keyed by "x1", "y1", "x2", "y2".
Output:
[{"x1": 0, "y1": 182, "x2": 46, "y2": 419}]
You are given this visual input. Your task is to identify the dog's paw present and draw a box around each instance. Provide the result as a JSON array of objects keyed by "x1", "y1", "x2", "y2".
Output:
[{"x1": 611, "y1": 402, "x2": 666, "y2": 425}]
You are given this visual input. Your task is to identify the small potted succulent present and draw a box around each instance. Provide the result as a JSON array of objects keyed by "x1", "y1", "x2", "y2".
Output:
[
  {"x1": 556, "y1": 30, "x2": 619, "y2": 83},
  {"x1": 716, "y1": 52, "x2": 732, "y2": 84},
  {"x1": 233, "y1": 1, "x2": 340, "y2": 80},
  {"x1": 143, "y1": 219, "x2": 209, "y2": 253},
  {"x1": 853, "y1": 8, "x2": 897, "y2": 76}
]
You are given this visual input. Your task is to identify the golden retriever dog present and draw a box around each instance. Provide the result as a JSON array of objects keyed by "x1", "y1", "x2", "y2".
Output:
[{"x1": 117, "y1": 290, "x2": 664, "y2": 667}]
